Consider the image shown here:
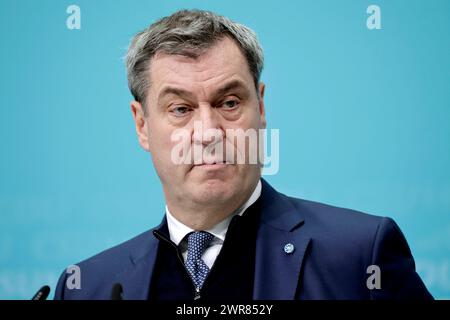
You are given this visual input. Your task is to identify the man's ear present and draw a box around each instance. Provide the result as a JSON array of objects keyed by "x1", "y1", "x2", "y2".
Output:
[
  {"x1": 258, "y1": 82, "x2": 267, "y2": 129},
  {"x1": 130, "y1": 101, "x2": 150, "y2": 152}
]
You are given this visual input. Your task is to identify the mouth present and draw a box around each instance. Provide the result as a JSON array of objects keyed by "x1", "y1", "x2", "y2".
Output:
[{"x1": 191, "y1": 160, "x2": 232, "y2": 171}]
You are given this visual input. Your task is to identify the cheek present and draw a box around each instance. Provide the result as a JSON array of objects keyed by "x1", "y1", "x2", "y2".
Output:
[
  {"x1": 148, "y1": 124, "x2": 191, "y2": 168},
  {"x1": 243, "y1": 101, "x2": 263, "y2": 123},
  {"x1": 227, "y1": 107, "x2": 261, "y2": 131},
  {"x1": 147, "y1": 122, "x2": 172, "y2": 154}
]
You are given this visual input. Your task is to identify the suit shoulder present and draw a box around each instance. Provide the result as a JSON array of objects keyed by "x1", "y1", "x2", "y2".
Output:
[
  {"x1": 286, "y1": 194, "x2": 386, "y2": 243},
  {"x1": 75, "y1": 228, "x2": 156, "y2": 272},
  {"x1": 54, "y1": 228, "x2": 158, "y2": 299}
]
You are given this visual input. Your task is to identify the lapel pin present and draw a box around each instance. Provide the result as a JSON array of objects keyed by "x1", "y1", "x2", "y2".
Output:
[{"x1": 284, "y1": 243, "x2": 295, "y2": 254}]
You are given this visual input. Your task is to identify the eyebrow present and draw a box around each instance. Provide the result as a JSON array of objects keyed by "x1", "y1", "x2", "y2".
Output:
[
  {"x1": 157, "y1": 79, "x2": 250, "y2": 102},
  {"x1": 213, "y1": 79, "x2": 250, "y2": 99}
]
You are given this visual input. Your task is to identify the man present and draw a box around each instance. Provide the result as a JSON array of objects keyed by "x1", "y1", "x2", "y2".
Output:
[{"x1": 54, "y1": 9, "x2": 432, "y2": 300}]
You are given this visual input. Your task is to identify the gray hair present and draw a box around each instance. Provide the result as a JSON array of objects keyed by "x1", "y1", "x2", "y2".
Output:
[{"x1": 125, "y1": 9, "x2": 264, "y2": 112}]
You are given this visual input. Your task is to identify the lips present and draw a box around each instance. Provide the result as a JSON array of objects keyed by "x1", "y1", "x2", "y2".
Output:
[
  {"x1": 193, "y1": 155, "x2": 233, "y2": 165},
  {"x1": 189, "y1": 160, "x2": 232, "y2": 172},
  {"x1": 194, "y1": 161, "x2": 230, "y2": 167},
  {"x1": 197, "y1": 160, "x2": 228, "y2": 165}
]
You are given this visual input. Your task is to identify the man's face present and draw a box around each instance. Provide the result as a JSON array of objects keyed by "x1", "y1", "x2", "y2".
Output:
[{"x1": 131, "y1": 36, "x2": 266, "y2": 211}]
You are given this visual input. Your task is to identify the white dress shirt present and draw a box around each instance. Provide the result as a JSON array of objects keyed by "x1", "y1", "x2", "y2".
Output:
[{"x1": 165, "y1": 180, "x2": 262, "y2": 269}]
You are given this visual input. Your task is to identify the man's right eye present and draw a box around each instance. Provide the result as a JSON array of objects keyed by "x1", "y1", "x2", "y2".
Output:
[{"x1": 170, "y1": 105, "x2": 191, "y2": 117}]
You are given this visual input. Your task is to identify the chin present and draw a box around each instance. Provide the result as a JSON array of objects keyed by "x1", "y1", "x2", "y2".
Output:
[{"x1": 191, "y1": 179, "x2": 237, "y2": 203}]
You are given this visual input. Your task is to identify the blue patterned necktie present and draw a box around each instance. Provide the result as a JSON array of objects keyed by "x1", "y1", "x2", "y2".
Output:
[{"x1": 185, "y1": 231, "x2": 214, "y2": 291}]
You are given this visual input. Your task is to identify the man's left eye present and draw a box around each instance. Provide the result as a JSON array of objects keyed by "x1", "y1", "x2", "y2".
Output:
[{"x1": 221, "y1": 100, "x2": 239, "y2": 109}]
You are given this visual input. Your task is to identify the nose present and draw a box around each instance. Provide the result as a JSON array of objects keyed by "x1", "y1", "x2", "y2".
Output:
[{"x1": 192, "y1": 104, "x2": 224, "y2": 146}]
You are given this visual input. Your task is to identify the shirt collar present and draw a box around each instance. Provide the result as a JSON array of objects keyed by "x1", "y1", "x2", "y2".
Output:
[{"x1": 165, "y1": 179, "x2": 262, "y2": 245}]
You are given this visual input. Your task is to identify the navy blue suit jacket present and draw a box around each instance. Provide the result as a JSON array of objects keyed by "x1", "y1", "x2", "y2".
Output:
[{"x1": 54, "y1": 179, "x2": 432, "y2": 300}]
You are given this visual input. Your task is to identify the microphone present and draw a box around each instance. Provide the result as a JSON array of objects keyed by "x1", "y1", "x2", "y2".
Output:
[
  {"x1": 31, "y1": 285, "x2": 50, "y2": 300},
  {"x1": 110, "y1": 283, "x2": 123, "y2": 300}
]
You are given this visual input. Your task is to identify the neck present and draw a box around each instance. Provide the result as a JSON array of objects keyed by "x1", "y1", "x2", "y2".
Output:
[{"x1": 166, "y1": 180, "x2": 259, "y2": 230}]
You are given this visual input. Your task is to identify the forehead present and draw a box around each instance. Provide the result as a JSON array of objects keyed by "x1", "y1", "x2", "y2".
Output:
[{"x1": 148, "y1": 37, "x2": 253, "y2": 96}]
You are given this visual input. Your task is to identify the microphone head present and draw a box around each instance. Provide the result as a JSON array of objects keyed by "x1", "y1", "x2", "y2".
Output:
[
  {"x1": 31, "y1": 285, "x2": 50, "y2": 300},
  {"x1": 111, "y1": 283, "x2": 123, "y2": 300}
]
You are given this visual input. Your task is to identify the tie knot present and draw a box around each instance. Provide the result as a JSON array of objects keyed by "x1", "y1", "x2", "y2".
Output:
[{"x1": 187, "y1": 231, "x2": 214, "y2": 260}]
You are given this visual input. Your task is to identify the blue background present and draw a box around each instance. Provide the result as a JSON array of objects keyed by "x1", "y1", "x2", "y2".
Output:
[{"x1": 1, "y1": 0, "x2": 449, "y2": 299}]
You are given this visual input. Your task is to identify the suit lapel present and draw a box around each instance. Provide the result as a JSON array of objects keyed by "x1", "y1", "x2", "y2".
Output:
[
  {"x1": 253, "y1": 180, "x2": 311, "y2": 300},
  {"x1": 112, "y1": 225, "x2": 163, "y2": 300}
]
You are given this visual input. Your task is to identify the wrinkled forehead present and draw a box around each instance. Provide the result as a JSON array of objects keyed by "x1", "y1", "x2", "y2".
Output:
[{"x1": 147, "y1": 37, "x2": 254, "y2": 97}]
